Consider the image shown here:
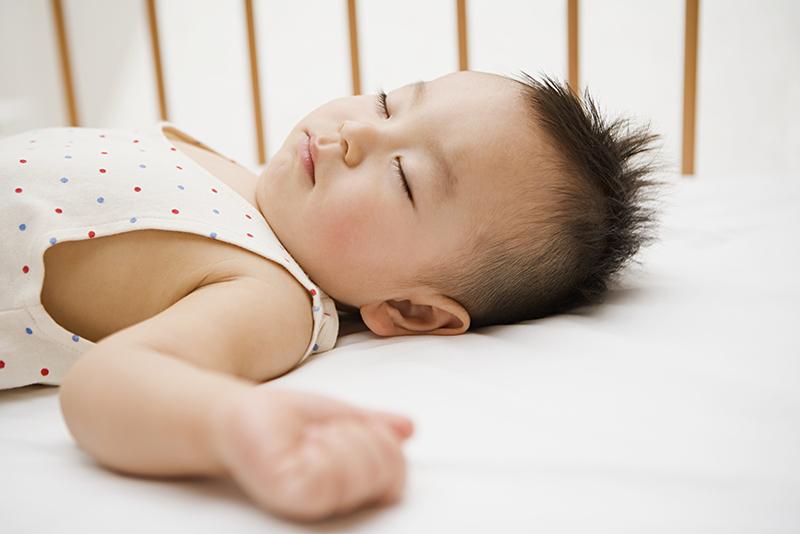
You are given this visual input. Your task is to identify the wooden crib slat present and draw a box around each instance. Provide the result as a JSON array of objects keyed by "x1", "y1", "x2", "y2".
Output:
[
  {"x1": 347, "y1": 0, "x2": 362, "y2": 95},
  {"x1": 682, "y1": 0, "x2": 699, "y2": 176},
  {"x1": 456, "y1": 0, "x2": 469, "y2": 71},
  {"x1": 51, "y1": 0, "x2": 79, "y2": 126},
  {"x1": 567, "y1": 0, "x2": 579, "y2": 93},
  {"x1": 146, "y1": 0, "x2": 168, "y2": 121},
  {"x1": 244, "y1": 0, "x2": 267, "y2": 165}
]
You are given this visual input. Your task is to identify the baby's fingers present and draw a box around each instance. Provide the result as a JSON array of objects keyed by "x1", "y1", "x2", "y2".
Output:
[
  {"x1": 260, "y1": 421, "x2": 400, "y2": 521},
  {"x1": 319, "y1": 420, "x2": 401, "y2": 515},
  {"x1": 367, "y1": 411, "x2": 415, "y2": 440},
  {"x1": 366, "y1": 420, "x2": 408, "y2": 505}
]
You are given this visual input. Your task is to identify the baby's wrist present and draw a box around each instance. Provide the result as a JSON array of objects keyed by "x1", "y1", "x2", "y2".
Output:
[{"x1": 206, "y1": 384, "x2": 256, "y2": 477}]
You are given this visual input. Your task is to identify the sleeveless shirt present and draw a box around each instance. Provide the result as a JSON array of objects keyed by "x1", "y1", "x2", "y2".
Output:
[{"x1": 0, "y1": 121, "x2": 339, "y2": 389}]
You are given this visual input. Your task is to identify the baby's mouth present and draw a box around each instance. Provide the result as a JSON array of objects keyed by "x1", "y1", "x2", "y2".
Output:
[{"x1": 299, "y1": 130, "x2": 315, "y2": 185}]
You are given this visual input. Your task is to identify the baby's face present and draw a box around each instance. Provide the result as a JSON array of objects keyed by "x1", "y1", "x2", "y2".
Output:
[{"x1": 255, "y1": 70, "x2": 546, "y2": 320}]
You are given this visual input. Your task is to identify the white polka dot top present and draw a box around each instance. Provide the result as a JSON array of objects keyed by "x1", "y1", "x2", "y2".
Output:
[{"x1": 0, "y1": 121, "x2": 339, "y2": 390}]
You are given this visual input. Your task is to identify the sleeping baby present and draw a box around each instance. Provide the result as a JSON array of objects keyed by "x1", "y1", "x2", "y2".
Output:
[{"x1": 0, "y1": 70, "x2": 662, "y2": 521}]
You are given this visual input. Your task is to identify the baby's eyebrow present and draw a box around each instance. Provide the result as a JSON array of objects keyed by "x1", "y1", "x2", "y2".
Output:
[{"x1": 406, "y1": 80, "x2": 457, "y2": 205}]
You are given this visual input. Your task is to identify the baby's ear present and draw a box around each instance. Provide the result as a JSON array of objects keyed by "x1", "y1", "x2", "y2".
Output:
[{"x1": 359, "y1": 297, "x2": 469, "y2": 337}]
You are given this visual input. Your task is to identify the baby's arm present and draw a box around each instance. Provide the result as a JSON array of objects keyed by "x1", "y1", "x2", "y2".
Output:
[
  {"x1": 60, "y1": 340, "x2": 251, "y2": 477},
  {"x1": 59, "y1": 276, "x2": 413, "y2": 521}
]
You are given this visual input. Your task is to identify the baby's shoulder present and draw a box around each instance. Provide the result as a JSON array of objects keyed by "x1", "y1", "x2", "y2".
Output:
[
  {"x1": 106, "y1": 234, "x2": 315, "y2": 381},
  {"x1": 201, "y1": 238, "x2": 310, "y2": 300},
  {"x1": 199, "y1": 239, "x2": 315, "y2": 336}
]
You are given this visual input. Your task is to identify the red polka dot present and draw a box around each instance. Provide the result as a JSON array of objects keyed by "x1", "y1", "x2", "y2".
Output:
[
  {"x1": 22, "y1": 265, "x2": 29, "y2": 274},
  {"x1": 170, "y1": 147, "x2": 177, "y2": 151},
  {"x1": 176, "y1": 165, "x2": 183, "y2": 170},
  {"x1": 245, "y1": 214, "x2": 252, "y2": 219},
  {"x1": 246, "y1": 233, "x2": 253, "y2": 238},
  {"x1": 88, "y1": 230, "x2": 96, "y2": 238},
  {"x1": 19, "y1": 159, "x2": 27, "y2": 164},
  {"x1": 100, "y1": 151, "x2": 108, "y2": 155},
  {"x1": 40, "y1": 368, "x2": 49, "y2": 376},
  {"x1": 54, "y1": 208, "x2": 63, "y2": 214},
  {"x1": 134, "y1": 186, "x2": 142, "y2": 192},
  {"x1": 14, "y1": 187, "x2": 23, "y2": 193},
  {"x1": 133, "y1": 139, "x2": 140, "y2": 143},
  {"x1": 211, "y1": 188, "x2": 218, "y2": 193},
  {"x1": 171, "y1": 209, "x2": 179, "y2": 214},
  {"x1": 310, "y1": 289, "x2": 317, "y2": 296},
  {"x1": 0, "y1": 360, "x2": 4, "y2": 369},
  {"x1": 99, "y1": 168, "x2": 107, "y2": 174}
]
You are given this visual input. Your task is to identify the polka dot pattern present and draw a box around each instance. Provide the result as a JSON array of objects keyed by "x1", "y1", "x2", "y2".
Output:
[{"x1": 1, "y1": 122, "x2": 335, "y2": 388}]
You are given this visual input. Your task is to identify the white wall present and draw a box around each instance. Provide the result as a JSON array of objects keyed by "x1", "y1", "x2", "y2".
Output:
[
  {"x1": 695, "y1": 0, "x2": 800, "y2": 178},
  {"x1": 582, "y1": 0, "x2": 684, "y2": 174},
  {"x1": 1, "y1": 0, "x2": 798, "y2": 178},
  {"x1": 0, "y1": 0, "x2": 64, "y2": 134}
]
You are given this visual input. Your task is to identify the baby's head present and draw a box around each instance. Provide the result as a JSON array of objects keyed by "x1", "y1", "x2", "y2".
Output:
[{"x1": 255, "y1": 70, "x2": 662, "y2": 337}]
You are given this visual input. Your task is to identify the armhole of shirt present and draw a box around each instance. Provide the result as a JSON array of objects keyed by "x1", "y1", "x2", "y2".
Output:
[{"x1": 162, "y1": 126, "x2": 222, "y2": 159}]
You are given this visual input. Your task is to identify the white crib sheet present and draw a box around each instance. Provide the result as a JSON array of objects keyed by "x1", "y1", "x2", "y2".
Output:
[{"x1": 1, "y1": 172, "x2": 799, "y2": 533}]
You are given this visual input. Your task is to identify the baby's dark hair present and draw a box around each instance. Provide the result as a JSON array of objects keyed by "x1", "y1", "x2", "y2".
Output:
[{"x1": 407, "y1": 71, "x2": 665, "y2": 329}]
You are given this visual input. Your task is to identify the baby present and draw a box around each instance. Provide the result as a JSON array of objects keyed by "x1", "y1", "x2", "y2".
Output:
[{"x1": 0, "y1": 70, "x2": 661, "y2": 521}]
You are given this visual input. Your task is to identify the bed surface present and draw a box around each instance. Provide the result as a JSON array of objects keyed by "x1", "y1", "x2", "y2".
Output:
[{"x1": 2, "y1": 172, "x2": 798, "y2": 533}]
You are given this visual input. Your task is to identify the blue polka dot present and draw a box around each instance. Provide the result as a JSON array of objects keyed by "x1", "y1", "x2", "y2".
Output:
[
  {"x1": 97, "y1": 196, "x2": 105, "y2": 203},
  {"x1": 129, "y1": 217, "x2": 137, "y2": 223},
  {"x1": 138, "y1": 164, "x2": 146, "y2": 169},
  {"x1": 177, "y1": 185, "x2": 185, "y2": 190},
  {"x1": 25, "y1": 327, "x2": 33, "y2": 335},
  {"x1": 72, "y1": 335, "x2": 80, "y2": 342},
  {"x1": 18, "y1": 223, "x2": 26, "y2": 231},
  {"x1": 312, "y1": 343, "x2": 319, "y2": 351},
  {"x1": 64, "y1": 155, "x2": 72, "y2": 159},
  {"x1": 60, "y1": 177, "x2": 69, "y2": 183},
  {"x1": 212, "y1": 209, "x2": 220, "y2": 215},
  {"x1": 209, "y1": 232, "x2": 217, "y2": 239},
  {"x1": 49, "y1": 237, "x2": 57, "y2": 245}
]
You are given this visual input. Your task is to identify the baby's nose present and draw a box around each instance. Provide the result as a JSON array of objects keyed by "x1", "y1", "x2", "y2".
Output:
[{"x1": 315, "y1": 132, "x2": 343, "y2": 147}]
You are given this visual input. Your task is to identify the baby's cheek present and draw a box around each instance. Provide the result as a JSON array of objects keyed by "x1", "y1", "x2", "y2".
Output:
[{"x1": 315, "y1": 205, "x2": 375, "y2": 263}]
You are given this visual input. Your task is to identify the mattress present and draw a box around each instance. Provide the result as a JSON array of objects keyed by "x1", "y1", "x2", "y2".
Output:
[{"x1": 1, "y1": 172, "x2": 798, "y2": 533}]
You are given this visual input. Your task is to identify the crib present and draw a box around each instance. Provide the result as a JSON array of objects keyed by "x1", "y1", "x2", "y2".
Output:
[{"x1": 1, "y1": 1, "x2": 798, "y2": 532}]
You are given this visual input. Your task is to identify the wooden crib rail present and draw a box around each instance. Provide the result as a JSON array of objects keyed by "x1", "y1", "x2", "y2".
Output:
[{"x1": 49, "y1": 0, "x2": 700, "y2": 175}]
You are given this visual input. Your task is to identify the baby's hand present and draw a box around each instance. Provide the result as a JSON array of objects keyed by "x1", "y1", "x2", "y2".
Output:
[{"x1": 209, "y1": 386, "x2": 414, "y2": 522}]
